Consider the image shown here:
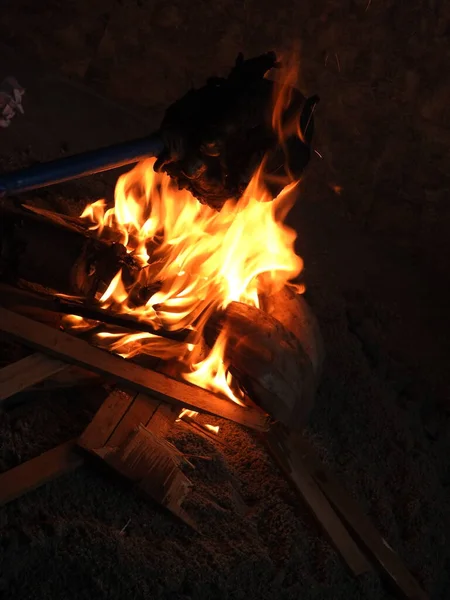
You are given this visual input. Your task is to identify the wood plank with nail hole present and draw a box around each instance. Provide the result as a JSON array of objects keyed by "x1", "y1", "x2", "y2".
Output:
[
  {"x1": 294, "y1": 436, "x2": 429, "y2": 600},
  {"x1": 0, "y1": 353, "x2": 68, "y2": 404},
  {"x1": 0, "y1": 440, "x2": 83, "y2": 506},
  {"x1": 263, "y1": 425, "x2": 373, "y2": 578},
  {"x1": 0, "y1": 308, "x2": 268, "y2": 431}
]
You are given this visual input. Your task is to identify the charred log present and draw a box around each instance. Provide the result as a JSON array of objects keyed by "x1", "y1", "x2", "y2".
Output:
[
  {"x1": 205, "y1": 300, "x2": 317, "y2": 429},
  {"x1": 0, "y1": 200, "x2": 140, "y2": 299},
  {"x1": 260, "y1": 286, "x2": 324, "y2": 381}
]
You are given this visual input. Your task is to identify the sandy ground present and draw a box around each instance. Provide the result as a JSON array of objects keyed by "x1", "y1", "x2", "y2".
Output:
[{"x1": 1, "y1": 2, "x2": 450, "y2": 598}]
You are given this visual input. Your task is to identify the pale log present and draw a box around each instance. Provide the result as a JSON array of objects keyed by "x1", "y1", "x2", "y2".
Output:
[
  {"x1": 205, "y1": 301, "x2": 315, "y2": 429},
  {"x1": 0, "y1": 199, "x2": 140, "y2": 299},
  {"x1": 0, "y1": 308, "x2": 269, "y2": 430},
  {"x1": 261, "y1": 286, "x2": 325, "y2": 380}
]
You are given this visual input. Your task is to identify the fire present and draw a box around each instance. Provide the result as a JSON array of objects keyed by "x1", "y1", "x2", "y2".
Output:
[{"x1": 74, "y1": 55, "x2": 306, "y2": 409}]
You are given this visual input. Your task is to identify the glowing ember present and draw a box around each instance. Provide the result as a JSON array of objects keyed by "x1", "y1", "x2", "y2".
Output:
[
  {"x1": 204, "y1": 424, "x2": 220, "y2": 435},
  {"x1": 71, "y1": 56, "x2": 306, "y2": 411}
]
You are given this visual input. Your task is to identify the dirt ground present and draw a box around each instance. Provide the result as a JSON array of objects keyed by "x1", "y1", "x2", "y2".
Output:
[{"x1": 0, "y1": 1, "x2": 450, "y2": 599}]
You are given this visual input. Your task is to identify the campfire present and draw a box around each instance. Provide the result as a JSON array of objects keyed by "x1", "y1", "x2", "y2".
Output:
[
  {"x1": 0, "y1": 48, "x2": 323, "y2": 511},
  {"x1": 74, "y1": 156, "x2": 303, "y2": 406},
  {"x1": 1, "y1": 51, "x2": 321, "y2": 429},
  {"x1": 73, "y1": 54, "x2": 306, "y2": 413},
  {"x1": 0, "y1": 51, "x2": 428, "y2": 600}
]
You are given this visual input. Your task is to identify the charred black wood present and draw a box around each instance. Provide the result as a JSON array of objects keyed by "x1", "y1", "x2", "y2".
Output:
[
  {"x1": 155, "y1": 52, "x2": 318, "y2": 210},
  {"x1": 204, "y1": 300, "x2": 316, "y2": 429},
  {"x1": 0, "y1": 200, "x2": 140, "y2": 299}
]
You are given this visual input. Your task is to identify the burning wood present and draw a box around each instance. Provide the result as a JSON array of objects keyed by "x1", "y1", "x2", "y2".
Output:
[
  {"x1": 204, "y1": 300, "x2": 317, "y2": 429},
  {"x1": 0, "y1": 52, "x2": 319, "y2": 427},
  {"x1": 0, "y1": 282, "x2": 191, "y2": 343},
  {"x1": 0, "y1": 198, "x2": 141, "y2": 299},
  {"x1": 261, "y1": 285, "x2": 325, "y2": 381},
  {"x1": 0, "y1": 307, "x2": 269, "y2": 430}
]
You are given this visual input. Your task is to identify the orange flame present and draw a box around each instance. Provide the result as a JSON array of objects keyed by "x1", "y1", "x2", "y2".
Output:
[{"x1": 73, "y1": 55, "x2": 306, "y2": 406}]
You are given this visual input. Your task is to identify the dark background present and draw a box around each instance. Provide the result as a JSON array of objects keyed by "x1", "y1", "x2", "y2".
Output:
[{"x1": 0, "y1": 1, "x2": 449, "y2": 599}]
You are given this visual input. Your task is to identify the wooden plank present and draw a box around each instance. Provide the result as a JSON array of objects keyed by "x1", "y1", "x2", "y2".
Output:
[
  {"x1": 0, "y1": 440, "x2": 83, "y2": 506},
  {"x1": 0, "y1": 308, "x2": 268, "y2": 431},
  {"x1": 294, "y1": 436, "x2": 429, "y2": 600},
  {"x1": 0, "y1": 281, "x2": 190, "y2": 343},
  {"x1": 101, "y1": 424, "x2": 196, "y2": 529},
  {"x1": 28, "y1": 363, "x2": 100, "y2": 392},
  {"x1": 0, "y1": 353, "x2": 68, "y2": 404},
  {"x1": 79, "y1": 387, "x2": 194, "y2": 528},
  {"x1": 79, "y1": 389, "x2": 177, "y2": 454},
  {"x1": 145, "y1": 399, "x2": 179, "y2": 438},
  {"x1": 263, "y1": 425, "x2": 372, "y2": 577},
  {"x1": 107, "y1": 393, "x2": 160, "y2": 448},
  {"x1": 78, "y1": 388, "x2": 137, "y2": 451}
]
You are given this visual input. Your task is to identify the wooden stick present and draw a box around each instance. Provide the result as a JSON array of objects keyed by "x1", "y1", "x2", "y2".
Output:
[
  {"x1": 0, "y1": 388, "x2": 139, "y2": 505},
  {"x1": 0, "y1": 327, "x2": 106, "y2": 404},
  {"x1": 0, "y1": 440, "x2": 83, "y2": 506},
  {"x1": 263, "y1": 425, "x2": 372, "y2": 577},
  {"x1": 0, "y1": 283, "x2": 192, "y2": 343},
  {"x1": 0, "y1": 308, "x2": 268, "y2": 430},
  {"x1": 294, "y1": 436, "x2": 429, "y2": 600},
  {"x1": 28, "y1": 364, "x2": 101, "y2": 392},
  {"x1": 21, "y1": 204, "x2": 123, "y2": 244},
  {"x1": 179, "y1": 414, "x2": 230, "y2": 448},
  {"x1": 0, "y1": 353, "x2": 68, "y2": 404}
]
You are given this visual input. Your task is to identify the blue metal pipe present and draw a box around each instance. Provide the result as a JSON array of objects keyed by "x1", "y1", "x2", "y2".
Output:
[{"x1": 0, "y1": 133, "x2": 165, "y2": 196}]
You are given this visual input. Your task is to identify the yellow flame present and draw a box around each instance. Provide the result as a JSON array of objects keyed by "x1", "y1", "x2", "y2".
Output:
[{"x1": 72, "y1": 55, "x2": 306, "y2": 405}]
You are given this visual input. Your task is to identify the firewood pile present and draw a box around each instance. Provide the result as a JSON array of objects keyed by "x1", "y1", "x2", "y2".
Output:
[{"x1": 0, "y1": 197, "x2": 428, "y2": 600}]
